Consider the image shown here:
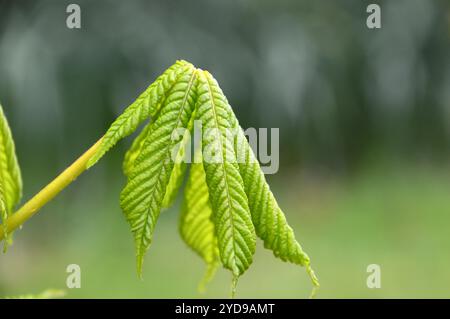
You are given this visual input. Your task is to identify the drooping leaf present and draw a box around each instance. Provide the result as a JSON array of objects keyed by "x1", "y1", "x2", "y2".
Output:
[
  {"x1": 160, "y1": 152, "x2": 186, "y2": 208},
  {"x1": 88, "y1": 60, "x2": 195, "y2": 168},
  {"x1": 123, "y1": 114, "x2": 193, "y2": 209},
  {"x1": 161, "y1": 109, "x2": 196, "y2": 209},
  {"x1": 123, "y1": 123, "x2": 152, "y2": 178},
  {"x1": 180, "y1": 151, "x2": 219, "y2": 291},
  {"x1": 123, "y1": 120, "x2": 191, "y2": 209},
  {"x1": 196, "y1": 71, "x2": 256, "y2": 291},
  {"x1": 0, "y1": 104, "x2": 23, "y2": 251},
  {"x1": 120, "y1": 68, "x2": 198, "y2": 276},
  {"x1": 231, "y1": 116, "x2": 319, "y2": 287}
]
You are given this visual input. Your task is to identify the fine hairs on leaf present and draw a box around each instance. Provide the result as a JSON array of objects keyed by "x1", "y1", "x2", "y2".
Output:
[{"x1": 0, "y1": 60, "x2": 319, "y2": 297}]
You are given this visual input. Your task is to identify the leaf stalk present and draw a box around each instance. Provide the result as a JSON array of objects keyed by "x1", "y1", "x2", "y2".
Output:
[{"x1": 0, "y1": 137, "x2": 104, "y2": 241}]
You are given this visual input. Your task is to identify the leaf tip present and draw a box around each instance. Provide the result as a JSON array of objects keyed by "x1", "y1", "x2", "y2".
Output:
[
  {"x1": 136, "y1": 254, "x2": 145, "y2": 280},
  {"x1": 2, "y1": 235, "x2": 12, "y2": 253},
  {"x1": 86, "y1": 152, "x2": 101, "y2": 169},
  {"x1": 306, "y1": 264, "x2": 319, "y2": 287},
  {"x1": 197, "y1": 263, "x2": 218, "y2": 294},
  {"x1": 86, "y1": 137, "x2": 107, "y2": 169},
  {"x1": 306, "y1": 264, "x2": 320, "y2": 299},
  {"x1": 230, "y1": 275, "x2": 239, "y2": 299}
]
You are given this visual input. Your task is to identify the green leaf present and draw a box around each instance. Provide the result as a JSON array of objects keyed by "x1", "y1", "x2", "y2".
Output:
[
  {"x1": 123, "y1": 115, "x2": 193, "y2": 209},
  {"x1": 196, "y1": 71, "x2": 256, "y2": 290},
  {"x1": 123, "y1": 117, "x2": 188, "y2": 225},
  {"x1": 88, "y1": 60, "x2": 195, "y2": 168},
  {"x1": 120, "y1": 68, "x2": 198, "y2": 276},
  {"x1": 123, "y1": 123, "x2": 152, "y2": 178},
  {"x1": 180, "y1": 151, "x2": 219, "y2": 291},
  {"x1": 161, "y1": 109, "x2": 196, "y2": 209},
  {"x1": 0, "y1": 104, "x2": 23, "y2": 251},
  {"x1": 232, "y1": 116, "x2": 319, "y2": 288}
]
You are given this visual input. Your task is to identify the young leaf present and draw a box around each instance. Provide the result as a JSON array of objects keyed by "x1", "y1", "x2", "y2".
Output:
[
  {"x1": 161, "y1": 109, "x2": 197, "y2": 209},
  {"x1": 123, "y1": 120, "x2": 190, "y2": 209},
  {"x1": 0, "y1": 104, "x2": 23, "y2": 250},
  {"x1": 180, "y1": 151, "x2": 219, "y2": 291},
  {"x1": 123, "y1": 116, "x2": 193, "y2": 209},
  {"x1": 123, "y1": 123, "x2": 152, "y2": 178},
  {"x1": 196, "y1": 71, "x2": 256, "y2": 289},
  {"x1": 88, "y1": 60, "x2": 195, "y2": 168},
  {"x1": 120, "y1": 69, "x2": 198, "y2": 275},
  {"x1": 232, "y1": 117, "x2": 319, "y2": 287}
]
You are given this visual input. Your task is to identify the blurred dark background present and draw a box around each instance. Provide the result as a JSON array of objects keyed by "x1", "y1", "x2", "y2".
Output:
[{"x1": 0, "y1": 0, "x2": 450, "y2": 298}]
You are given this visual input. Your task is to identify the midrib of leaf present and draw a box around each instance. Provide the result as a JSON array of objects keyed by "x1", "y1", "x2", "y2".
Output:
[
  {"x1": 204, "y1": 74, "x2": 238, "y2": 269},
  {"x1": 207, "y1": 81, "x2": 233, "y2": 203}
]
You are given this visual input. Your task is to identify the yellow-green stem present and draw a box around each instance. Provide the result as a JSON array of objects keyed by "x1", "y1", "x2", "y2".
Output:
[{"x1": 0, "y1": 137, "x2": 104, "y2": 241}]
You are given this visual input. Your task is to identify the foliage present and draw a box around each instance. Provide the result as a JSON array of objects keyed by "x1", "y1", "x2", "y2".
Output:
[
  {"x1": 88, "y1": 61, "x2": 318, "y2": 295},
  {"x1": 0, "y1": 61, "x2": 318, "y2": 296}
]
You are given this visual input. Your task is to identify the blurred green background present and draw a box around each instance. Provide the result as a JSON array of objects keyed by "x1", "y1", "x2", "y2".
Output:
[{"x1": 1, "y1": 0, "x2": 450, "y2": 298}]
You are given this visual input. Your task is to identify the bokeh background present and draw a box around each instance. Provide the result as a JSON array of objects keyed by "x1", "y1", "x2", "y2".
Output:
[{"x1": 1, "y1": 0, "x2": 450, "y2": 298}]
